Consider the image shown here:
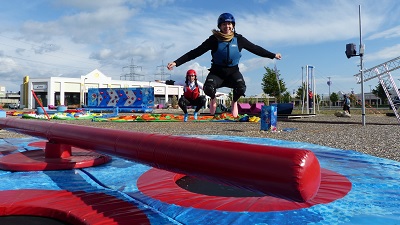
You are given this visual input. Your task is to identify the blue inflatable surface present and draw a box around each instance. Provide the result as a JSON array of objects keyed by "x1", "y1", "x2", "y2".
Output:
[{"x1": 0, "y1": 135, "x2": 399, "y2": 224}]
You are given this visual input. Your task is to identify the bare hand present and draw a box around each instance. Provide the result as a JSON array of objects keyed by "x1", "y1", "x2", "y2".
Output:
[
  {"x1": 167, "y1": 62, "x2": 176, "y2": 70},
  {"x1": 275, "y1": 53, "x2": 282, "y2": 60}
]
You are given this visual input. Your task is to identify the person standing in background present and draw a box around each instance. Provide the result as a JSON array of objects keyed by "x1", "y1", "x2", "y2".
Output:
[{"x1": 343, "y1": 94, "x2": 351, "y2": 114}]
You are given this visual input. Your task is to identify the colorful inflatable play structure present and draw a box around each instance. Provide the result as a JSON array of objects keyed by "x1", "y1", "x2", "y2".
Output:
[
  {"x1": 238, "y1": 102, "x2": 294, "y2": 115},
  {"x1": 92, "y1": 113, "x2": 259, "y2": 122},
  {"x1": 84, "y1": 87, "x2": 154, "y2": 113},
  {"x1": 23, "y1": 110, "x2": 100, "y2": 120},
  {"x1": 0, "y1": 118, "x2": 399, "y2": 224},
  {"x1": 21, "y1": 109, "x2": 261, "y2": 123}
]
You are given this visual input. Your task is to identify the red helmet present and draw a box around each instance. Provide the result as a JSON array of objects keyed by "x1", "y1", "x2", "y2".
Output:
[{"x1": 186, "y1": 69, "x2": 197, "y2": 77}]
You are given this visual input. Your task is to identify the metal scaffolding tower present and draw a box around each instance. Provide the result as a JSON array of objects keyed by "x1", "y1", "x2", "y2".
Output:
[
  {"x1": 354, "y1": 56, "x2": 400, "y2": 83},
  {"x1": 354, "y1": 56, "x2": 400, "y2": 124}
]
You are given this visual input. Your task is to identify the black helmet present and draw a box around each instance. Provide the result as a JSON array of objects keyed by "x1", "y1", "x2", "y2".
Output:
[{"x1": 218, "y1": 13, "x2": 235, "y2": 28}]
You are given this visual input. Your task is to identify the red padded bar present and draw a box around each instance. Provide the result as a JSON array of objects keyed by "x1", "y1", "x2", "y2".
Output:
[{"x1": 0, "y1": 118, "x2": 321, "y2": 202}]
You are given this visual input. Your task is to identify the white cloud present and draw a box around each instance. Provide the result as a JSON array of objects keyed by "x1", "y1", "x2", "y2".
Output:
[
  {"x1": 238, "y1": 1, "x2": 386, "y2": 46},
  {"x1": 364, "y1": 44, "x2": 400, "y2": 62},
  {"x1": 367, "y1": 25, "x2": 400, "y2": 40},
  {"x1": 0, "y1": 57, "x2": 18, "y2": 73}
]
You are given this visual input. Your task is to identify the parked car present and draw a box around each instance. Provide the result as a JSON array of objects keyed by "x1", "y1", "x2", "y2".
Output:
[{"x1": 8, "y1": 103, "x2": 19, "y2": 109}]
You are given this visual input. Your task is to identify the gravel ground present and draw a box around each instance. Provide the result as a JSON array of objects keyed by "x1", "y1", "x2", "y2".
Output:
[{"x1": 1, "y1": 109, "x2": 399, "y2": 162}]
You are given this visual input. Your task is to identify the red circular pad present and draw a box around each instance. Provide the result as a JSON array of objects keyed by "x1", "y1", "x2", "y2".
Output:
[
  {"x1": 138, "y1": 168, "x2": 352, "y2": 212},
  {"x1": 0, "y1": 142, "x2": 111, "y2": 171}
]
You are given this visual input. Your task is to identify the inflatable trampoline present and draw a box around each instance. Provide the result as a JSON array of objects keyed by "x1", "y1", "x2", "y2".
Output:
[{"x1": 0, "y1": 129, "x2": 399, "y2": 224}]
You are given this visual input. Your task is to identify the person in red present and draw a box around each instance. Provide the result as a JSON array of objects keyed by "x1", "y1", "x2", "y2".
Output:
[
  {"x1": 308, "y1": 90, "x2": 313, "y2": 109},
  {"x1": 179, "y1": 69, "x2": 206, "y2": 122}
]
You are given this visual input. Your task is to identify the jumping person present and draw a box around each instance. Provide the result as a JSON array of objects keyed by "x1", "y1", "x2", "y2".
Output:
[
  {"x1": 167, "y1": 12, "x2": 281, "y2": 117},
  {"x1": 178, "y1": 69, "x2": 206, "y2": 122}
]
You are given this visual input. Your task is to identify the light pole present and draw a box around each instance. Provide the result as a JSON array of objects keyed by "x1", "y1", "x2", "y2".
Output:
[
  {"x1": 292, "y1": 89, "x2": 295, "y2": 102},
  {"x1": 369, "y1": 85, "x2": 372, "y2": 105},
  {"x1": 345, "y1": 5, "x2": 365, "y2": 126},
  {"x1": 321, "y1": 94, "x2": 324, "y2": 107},
  {"x1": 327, "y1": 77, "x2": 332, "y2": 108},
  {"x1": 83, "y1": 78, "x2": 88, "y2": 107},
  {"x1": 359, "y1": 5, "x2": 366, "y2": 126}
]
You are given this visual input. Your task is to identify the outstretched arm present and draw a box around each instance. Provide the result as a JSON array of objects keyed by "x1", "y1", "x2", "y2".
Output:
[
  {"x1": 167, "y1": 35, "x2": 215, "y2": 70},
  {"x1": 239, "y1": 35, "x2": 281, "y2": 60},
  {"x1": 167, "y1": 62, "x2": 176, "y2": 70}
]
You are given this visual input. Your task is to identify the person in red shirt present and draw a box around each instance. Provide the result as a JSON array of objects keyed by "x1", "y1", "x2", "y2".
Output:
[
  {"x1": 179, "y1": 69, "x2": 206, "y2": 122},
  {"x1": 308, "y1": 90, "x2": 313, "y2": 109}
]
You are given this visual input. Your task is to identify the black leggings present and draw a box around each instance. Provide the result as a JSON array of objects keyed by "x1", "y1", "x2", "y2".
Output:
[
  {"x1": 178, "y1": 96, "x2": 206, "y2": 114},
  {"x1": 203, "y1": 70, "x2": 246, "y2": 102},
  {"x1": 343, "y1": 105, "x2": 350, "y2": 113}
]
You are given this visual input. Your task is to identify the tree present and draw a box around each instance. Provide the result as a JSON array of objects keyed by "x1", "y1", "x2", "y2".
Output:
[
  {"x1": 261, "y1": 67, "x2": 287, "y2": 103},
  {"x1": 281, "y1": 92, "x2": 291, "y2": 103},
  {"x1": 330, "y1": 92, "x2": 339, "y2": 105},
  {"x1": 171, "y1": 95, "x2": 178, "y2": 108},
  {"x1": 261, "y1": 93, "x2": 269, "y2": 105},
  {"x1": 226, "y1": 90, "x2": 233, "y2": 106},
  {"x1": 372, "y1": 83, "x2": 388, "y2": 104},
  {"x1": 349, "y1": 93, "x2": 357, "y2": 106},
  {"x1": 295, "y1": 83, "x2": 306, "y2": 101},
  {"x1": 315, "y1": 94, "x2": 321, "y2": 105}
]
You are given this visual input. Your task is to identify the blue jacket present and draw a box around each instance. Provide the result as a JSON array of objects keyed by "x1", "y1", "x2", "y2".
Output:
[{"x1": 174, "y1": 33, "x2": 276, "y2": 68}]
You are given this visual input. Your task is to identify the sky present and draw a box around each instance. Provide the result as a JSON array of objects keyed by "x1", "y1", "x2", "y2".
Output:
[{"x1": 0, "y1": 0, "x2": 400, "y2": 97}]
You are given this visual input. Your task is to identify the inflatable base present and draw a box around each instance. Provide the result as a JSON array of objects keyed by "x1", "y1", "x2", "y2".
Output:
[
  {"x1": 0, "y1": 143, "x2": 111, "y2": 171},
  {"x1": 0, "y1": 135, "x2": 399, "y2": 224}
]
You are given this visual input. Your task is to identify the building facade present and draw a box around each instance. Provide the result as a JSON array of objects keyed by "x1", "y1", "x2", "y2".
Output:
[{"x1": 22, "y1": 69, "x2": 228, "y2": 110}]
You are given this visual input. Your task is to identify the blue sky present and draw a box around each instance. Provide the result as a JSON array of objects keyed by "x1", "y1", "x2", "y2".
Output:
[{"x1": 0, "y1": 0, "x2": 399, "y2": 97}]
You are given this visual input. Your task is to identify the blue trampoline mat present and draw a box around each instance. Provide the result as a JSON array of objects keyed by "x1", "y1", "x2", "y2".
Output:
[{"x1": 0, "y1": 135, "x2": 399, "y2": 225}]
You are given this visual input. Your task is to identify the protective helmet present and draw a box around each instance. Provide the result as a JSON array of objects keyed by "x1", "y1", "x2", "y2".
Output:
[
  {"x1": 186, "y1": 69, "x2": 197, "y2": 77},
  {"x1": 218, "y1": 13, "x2": 235, "y2": 28}
]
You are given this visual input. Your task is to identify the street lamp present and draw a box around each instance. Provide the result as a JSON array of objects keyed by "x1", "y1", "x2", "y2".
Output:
[
  {"x1": 81, "y1": 78, "x2": 88, "y2": 107},
  {"x1": 345, "y1": 5, "x2": 365, "y2": 126},
  {"x1": 327, "y1": 77, "x2": 332, "y2": 108},
  {"x1": 322, "y1": 94, "x2": 324, "y2": 107},
  {"x1": 369, "y1": 85, "x2": 372, "y2": 106}
]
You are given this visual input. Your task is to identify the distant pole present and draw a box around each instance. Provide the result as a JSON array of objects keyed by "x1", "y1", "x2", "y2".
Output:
[
  {"x1": 301, "y1": 67, "x2": 304, "y2": 113},
  {"x1": 327, "y1": 77, "x2": 331, "y2": 108},
  {"x1": 369, "y1": 85, "x2": 372, "y2": 105},
  {"x1": 359, "y1": 5, "x2": 366, "y2": 126}
]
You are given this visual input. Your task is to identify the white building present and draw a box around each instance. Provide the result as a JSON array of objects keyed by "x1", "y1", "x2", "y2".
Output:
[{"x1": 21, "y1": 69, "x2": 228, "y2": 110}]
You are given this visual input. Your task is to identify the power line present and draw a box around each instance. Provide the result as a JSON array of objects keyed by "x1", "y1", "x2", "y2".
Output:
[
  {"x1": 120, "y1": 58, "x2": 144, "y2": 81},
  {"x1": 154, "y1": 60, "x2": 170, "y2": 81}
]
